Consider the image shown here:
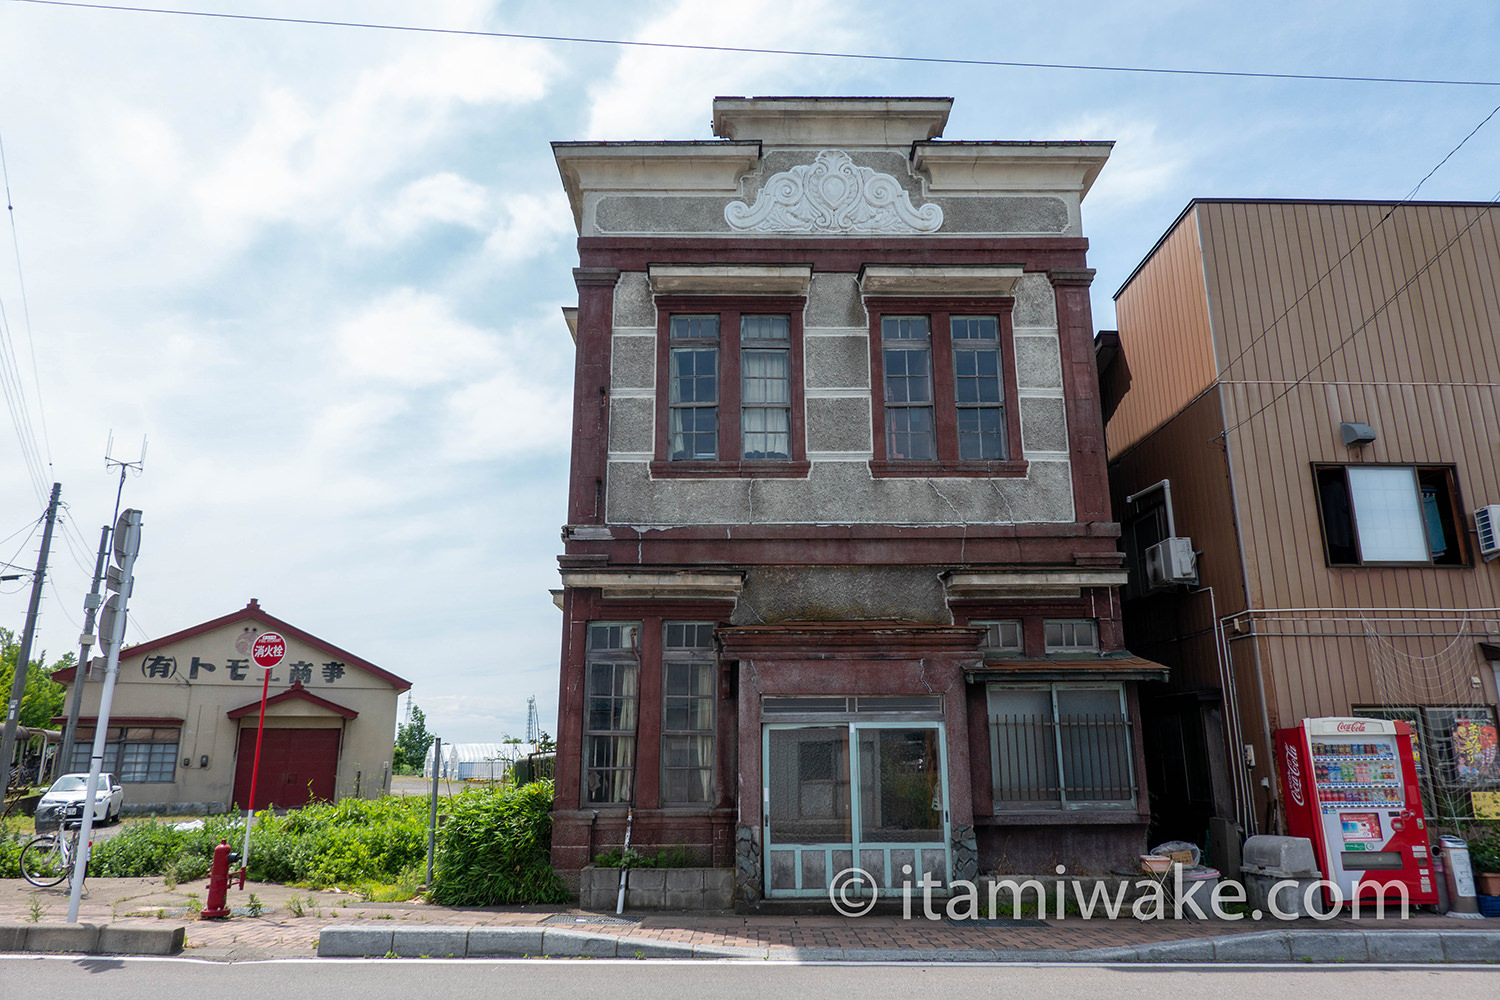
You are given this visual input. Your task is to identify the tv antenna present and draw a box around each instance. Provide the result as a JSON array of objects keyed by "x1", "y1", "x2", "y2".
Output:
[{"x1": 104, "y1": 432, "x2": 147, "y2": 521}]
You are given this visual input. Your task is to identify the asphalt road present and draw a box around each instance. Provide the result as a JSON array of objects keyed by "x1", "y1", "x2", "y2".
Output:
[{"x1": 2, "y1": 957, "x2": 1498, "y2": 998}]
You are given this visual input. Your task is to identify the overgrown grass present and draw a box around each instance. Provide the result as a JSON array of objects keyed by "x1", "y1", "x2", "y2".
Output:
[
  {"x1": 428, "y1": 780, "x2": 567, "y2": 906},
  {"x1": 593, "y1": 845, "x2": 696, "y2": 869}
]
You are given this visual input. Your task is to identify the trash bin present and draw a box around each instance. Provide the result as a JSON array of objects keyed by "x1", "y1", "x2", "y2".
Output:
[
  {"x1": 1240, "y1": 835, "x2": 1322, "y2": 918},
  {"x1": 1439, "y1": 835, "x2": 1483, "y2": 918}
]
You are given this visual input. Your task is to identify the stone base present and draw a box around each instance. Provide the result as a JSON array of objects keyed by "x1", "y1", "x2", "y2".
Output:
[{"x1": 578, "y1": 866, "x2": 735, "y2": 911}]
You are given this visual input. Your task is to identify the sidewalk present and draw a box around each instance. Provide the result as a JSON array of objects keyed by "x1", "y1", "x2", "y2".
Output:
[{"x1": 4, "y1": 876, "x2": 1499, "y2": 963}]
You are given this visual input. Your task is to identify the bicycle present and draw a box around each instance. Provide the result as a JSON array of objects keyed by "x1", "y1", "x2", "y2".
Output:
[{"x1": 20, "y1": 803, "x2": 88, "y2": 888}]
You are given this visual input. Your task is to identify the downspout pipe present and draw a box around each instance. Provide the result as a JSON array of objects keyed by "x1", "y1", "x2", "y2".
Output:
[{"x1": 1125, "y1": 479, "x2": 1177, "y2": 537}]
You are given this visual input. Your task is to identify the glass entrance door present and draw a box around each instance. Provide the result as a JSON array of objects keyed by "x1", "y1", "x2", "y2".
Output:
[{"x1": 763, "y1": 722, "x2": 949, "y2": 898}]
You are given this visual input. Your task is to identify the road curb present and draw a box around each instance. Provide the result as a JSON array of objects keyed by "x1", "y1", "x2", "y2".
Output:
[
  {"x1": 310, "y1": 925, "x2": 1500, "y2": 963},
  {"x1": 0, "y1": 922, "x2": 184, "y2": 956}
]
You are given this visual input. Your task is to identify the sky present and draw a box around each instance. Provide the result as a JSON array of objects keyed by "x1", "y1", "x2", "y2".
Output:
[{"x1": 1, "y1": 0, "x2": 1498, "y2": 747}]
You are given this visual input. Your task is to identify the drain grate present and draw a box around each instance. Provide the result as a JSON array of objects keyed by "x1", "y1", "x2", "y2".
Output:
[
  {"x1": 542, "y1": 913, "x2": 642, "y2": 926},
  {"x1": 944, "y1": 917, "x2": 1048, "y2": 928}
]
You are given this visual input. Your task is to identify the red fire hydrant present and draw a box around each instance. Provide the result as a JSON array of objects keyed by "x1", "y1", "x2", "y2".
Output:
[{"x1": 201, "y1": 840, "x2": 234, "y2": 919}]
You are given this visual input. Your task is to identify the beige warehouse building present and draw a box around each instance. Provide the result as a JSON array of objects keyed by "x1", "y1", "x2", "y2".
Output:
[{"x1": 54, "y1": 599, "x2": 410, "y2": 814}]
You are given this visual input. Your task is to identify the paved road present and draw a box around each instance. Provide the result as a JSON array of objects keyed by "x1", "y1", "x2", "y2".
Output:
[{"x1": 2, "y1": 957, "x2": 1499, "y2": 998}]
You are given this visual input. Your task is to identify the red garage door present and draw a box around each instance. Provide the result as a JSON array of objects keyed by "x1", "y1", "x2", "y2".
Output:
[{"x1": 232, "y1": 728, "x2": 340, "y2": 810}]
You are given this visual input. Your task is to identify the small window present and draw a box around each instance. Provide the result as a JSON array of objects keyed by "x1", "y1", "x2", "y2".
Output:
[
  {"x1": 987, "y1": 684, "x2": 1135, "y2": 808},
  {"x1": 1044, "y1": 620, "x2": 1098, "y2": 653},
  {"x1": 70, "y1": 727, "x2": 179, "y2": 783},
  {"x1": 1315, "y1": 465, "x2": 1466, "y2": 566},
  {"x1": 976, "y1": 620, "x2": 1023, "y2": 655}
]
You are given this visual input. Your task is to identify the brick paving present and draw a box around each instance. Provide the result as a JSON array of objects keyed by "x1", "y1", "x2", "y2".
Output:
[{"x1": 3, "y1": 876, "x2": 1494, "y2": 961}]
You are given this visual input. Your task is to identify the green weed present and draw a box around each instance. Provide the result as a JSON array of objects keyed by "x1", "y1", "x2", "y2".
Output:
[{"x1": 427, "y1": 781, "x2": 567, "y2": 906}]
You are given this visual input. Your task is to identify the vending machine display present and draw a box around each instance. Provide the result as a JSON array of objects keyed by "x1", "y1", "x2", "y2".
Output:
[{"x1": 1275, "y1": 717, "x2": 1438, "y2": 906}]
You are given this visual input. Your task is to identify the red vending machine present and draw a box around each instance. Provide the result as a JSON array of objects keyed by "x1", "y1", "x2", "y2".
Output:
[{"x1": 1275, "y1": 716, "x2": 1438, "y2": 906}]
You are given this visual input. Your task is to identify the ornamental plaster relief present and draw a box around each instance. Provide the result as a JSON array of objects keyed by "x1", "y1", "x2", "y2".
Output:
[{"x1": 724, "y1": 150, "x2": 943, "y2": 235}]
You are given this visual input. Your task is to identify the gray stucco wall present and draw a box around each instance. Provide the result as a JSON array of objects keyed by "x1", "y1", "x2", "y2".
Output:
[{"x1": 732, "y1": 565, "x2": 953, "y2": 625}]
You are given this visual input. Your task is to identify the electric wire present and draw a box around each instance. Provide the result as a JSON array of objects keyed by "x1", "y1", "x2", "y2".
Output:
[
  {"x1": 0, "y1": 126, "x2": 52, "y2": 477},
  {"x1": 1219, "y1": 193, "x2": 1499, "y2": 439},
  {"x1": 13, "y1": 0, "x2": 1500, "y2": 90},
  {"x1": 1219, "y1": 100, "x2": 1500, "y2": 381}
]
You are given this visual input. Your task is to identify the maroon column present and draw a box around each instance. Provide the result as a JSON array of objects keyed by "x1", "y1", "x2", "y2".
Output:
[
  {"x1": 1050, "y1": 267, "x2": 1110, "y2": 525},
  {"x1": 568, "y1": 268, "x2": 620, "y2": 525}
]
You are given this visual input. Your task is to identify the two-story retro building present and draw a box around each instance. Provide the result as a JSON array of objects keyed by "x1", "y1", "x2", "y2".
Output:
[
  {"x1": 53, "y1": 599, "x2": 409, "y2": 814},
  {"x1": 550, "y1": 97, "x2": 1164, "y2": 901}
]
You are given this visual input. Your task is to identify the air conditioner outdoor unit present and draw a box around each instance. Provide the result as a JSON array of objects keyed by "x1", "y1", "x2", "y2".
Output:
[
  {"x1": 1145, "y1": 537, "x2": 1198, "y2": 588},
  {"x1": 1476, "y1": 505, "x2": 1500, "y2": 560}
]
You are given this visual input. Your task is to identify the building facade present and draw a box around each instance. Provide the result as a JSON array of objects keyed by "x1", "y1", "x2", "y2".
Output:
[
  {"x1": 54, "y1": 599, "x2": 409, "y2": 813},
  {"x1": 1103, "y1": 200, "x2": 1500, "y2": 848},
  {"x1": 549, "y1": 97, "x2": 1161, "y2": 900}
]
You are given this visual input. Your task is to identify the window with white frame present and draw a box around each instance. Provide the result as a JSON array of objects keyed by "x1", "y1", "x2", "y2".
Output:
[
  {"x1": 661, "y1": 622, "x2": 716, "y2": 804},
  {"x1": 976, "y1": 620, "x2": 1024, "y2": 656},
  {"x1": 1314, "y1": 465, "x2": 1467, "y2": 566},
  {"x1": 583, "y1": 623, "x2": 639, "y2": 805},
  {"x1": 987, "y1": 684, "x2": 1135, "y2": 809},
  {"x1": 1044, "y1": 619, "x2": 1098, "y2": 653}
]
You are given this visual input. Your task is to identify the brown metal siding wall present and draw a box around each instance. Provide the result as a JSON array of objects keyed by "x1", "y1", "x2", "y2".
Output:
[
  {"x1": 1107, "y1": 207, "x2": 1219, "y2": 456},
  {"x1": 1199, "y1": 201, "x2": 1500, "y2": 725}
]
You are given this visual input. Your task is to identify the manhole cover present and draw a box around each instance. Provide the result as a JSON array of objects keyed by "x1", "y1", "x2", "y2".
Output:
[
  {"x1": 542, "y1": 913, "x2": 641, "y2": 926},
  {"x1": 944, "y1": 917, "x2": 1048, "y2": 928}
]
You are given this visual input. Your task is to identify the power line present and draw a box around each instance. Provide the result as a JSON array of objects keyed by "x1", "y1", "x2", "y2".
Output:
[
  {"x1": 0, "y1": 126, "x2": 52, "y2": 478},
  {"x1": 1220, "y1": 100, "x2": 1500, "y2": 380},
  {"x1": 14, "y1": 0, "x2": 1500, "y2": 90},
  {"x1": 1219, "y1": 196, "x2": 1498, "y2": 440}
]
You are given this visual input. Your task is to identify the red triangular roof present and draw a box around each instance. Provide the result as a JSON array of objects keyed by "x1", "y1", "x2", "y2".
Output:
[
  {"x1": 53, "y1": 599, "x2": 411, "y2": 693},
  {"x1": 226, "y1": 681, "x2": 359, "y2": 720}
]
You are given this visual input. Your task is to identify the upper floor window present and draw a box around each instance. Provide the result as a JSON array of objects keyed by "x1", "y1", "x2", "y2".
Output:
[
  {"x1": 976, "y1": 620, "x2": 1024, "y2": 656},
  {"x1": 1044, "y1": 620, "x2": 1099, "y2": 654},
  {"x1": 1314, "y1": 465, "x2": 1467, "y2": 566},
  {"x1": 654, "y1": 297, "x2": 807, "y2": 477},
  {"x1": 867, "y1": 298, "x2": 1025, "y2": 477}
]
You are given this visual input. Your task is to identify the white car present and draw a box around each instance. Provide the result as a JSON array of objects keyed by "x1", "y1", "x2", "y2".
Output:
[{"x1": 35, "y1": 772, "x2": 124, "y2": 831}]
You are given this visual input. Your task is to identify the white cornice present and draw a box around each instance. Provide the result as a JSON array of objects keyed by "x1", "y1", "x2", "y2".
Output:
[
  {"x1": 712, "y1": 97, "x2": 952, "y2": 146},
  {"x1": 558, "y1": 569, "x2": 746, "y2": 602},
  {"x1": 913, "y1": 143, "x2": 1113, "y2": 199},
  {"x1": 648, "y1": 264, "x2": 813, "y2": 296},
  {"x1": 943, "y1": 568, "x2": 1128, "y2": 600},
  {"x1": 859, "y1": 264, "x2": 1025, "y2": 297},
  {"x1": 552, "y1": 143, "x2": 762, "y2": 232}
]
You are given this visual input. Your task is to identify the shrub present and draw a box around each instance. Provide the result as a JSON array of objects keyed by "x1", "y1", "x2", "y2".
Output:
[
  {"x1": 1467, "y1": 823, "x2": 1500, "y2": 873},
  {"x1": 428, "y1": 780, "x2": 567, "y2": 905},
  {"x1": 89, "y1": 816, "x2": 241, "y2": 878},
  {"x1": 593, "y1": 845, "x2": 696, "y2": 869}
]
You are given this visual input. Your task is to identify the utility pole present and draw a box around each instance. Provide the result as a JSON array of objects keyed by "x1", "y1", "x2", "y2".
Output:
[
  {"x1": 58, "y1": 440, "x2": 143, "y2": 781},
  {"x1": 57, "y1": 525, "x2": 111, "y2": 780},
  {"x1": 0, "y1": 481, "x2": 61, "y2": 798}
]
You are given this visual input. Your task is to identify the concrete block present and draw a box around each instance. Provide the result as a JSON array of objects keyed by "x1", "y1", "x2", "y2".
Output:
[
  {"x1": 1137, "y1": 939, "x2": 1215, "y2": 962},
  {"x1": 1364, "y1": 930, "x2": 1444, "y2": 963},
  {"x1": 1440, "y1": 931, "x2": 1500, "y2": 963},
  {"x1": 616, "y1": 936, "x2": 696, "y2": 959},
  {"x1": 317, "y1": 925, "x2": 392, "y2": 958},
  {"x1": 1289, "y1": 929, "x2": 1367, "y2": 963},
  {"x1": 466, "y1": 927, "x2": 544, "y2": 957},
  {"x1": 98, "y1": 924, "x2": 185, "y2": 956},
  {"x1": 392, "y1": 927, "x2": 467, "y2": 958},
  {"x1": 1214, "y1": 931, "x2": 1292, "y2": 962},
  {"x1": 626, "y1": 886, "x2": 665, "y2": 908},
  {"x1": 25, "y1": 923, "x2": 100, "y2": 954},
  {"x1": 664, "y1": 869, "x2": 702, "y2": 891},
  {"x1": 786, "y1": 946, "x2": 847, "y2": 961},
  {"x1": 542, "y1": 928, "x2": 617, "y2": 958},
  {"x1": 629, "y1": 869, "x2": 667, "y2": 892},
  {"x1": 0, "y1": 925, "x2": 28, "y2": 952},
  {"x1": 663, "y1": 891, "x2": 702, "y2": 909},
  {"x1": 1073, "y1": 946, "x2": 1141, "y2": 963},
  {"x1": 694, "y1": 943, "x2": 769, "y2": 960},
  {"x1": 991, "y1": 948, "x2": 1073, "y2": 963}
]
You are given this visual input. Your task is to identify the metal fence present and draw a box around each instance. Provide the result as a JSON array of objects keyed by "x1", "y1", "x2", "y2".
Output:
[
  {"x1": 989, "y1": 713, "x2": 1136, "y2": 805},
  {"x1": 512, "y1": 752, "x2": 556, "y2": 786}
]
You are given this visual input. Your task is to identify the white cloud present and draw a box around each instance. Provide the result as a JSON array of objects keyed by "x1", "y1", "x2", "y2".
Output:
[
  {"x1": 335, "y1": 288, "x2": 500, "y2": 385},
  {"x1": 345, "y1": 172, "x2": 492, "y2": 246},
  {"x1": 583, "y1": 0, "x2": 868, "y2": 140},
  {"x1": 1057, "y1": 114, "x2": 1190, "y2": 211},
  {"x1": 480, "y1": 189, "x2": 575, "y2": 264}
]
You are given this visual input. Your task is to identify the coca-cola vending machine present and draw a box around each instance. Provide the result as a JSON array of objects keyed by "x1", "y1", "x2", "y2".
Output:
[{"x1": 1275, "y1": 716, "x2": 1438, "y2": 906}]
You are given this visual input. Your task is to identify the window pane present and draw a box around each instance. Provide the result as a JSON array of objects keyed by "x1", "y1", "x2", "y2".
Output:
[
  {"x1": 1348, "y1": 467, "x2": 1428, "y2": 562},
  {"x1": 978, "y1": 620, "x2": 1022, "y2": 653},
  {"x1": 987, "y1": 689, "x2": 1059, "y2": 804},
  {"x1": 670, "y1": 315, "x2": 719, "y2": 340},
  {"x1": 1316, "y1": 467, "x2": 1359, "y2": 563},
  {"x1": 742, "y1": 350, "x2": 789, "y2": 403},
  {"x1": 741, "y1": 314, "x2": 789, "y2": 341},
  {"x1": 886, "y1": 405, "x2": 935, "y2": 461}
]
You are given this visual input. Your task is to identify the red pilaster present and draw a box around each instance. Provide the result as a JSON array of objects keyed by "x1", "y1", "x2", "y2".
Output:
[
  {"x1": 567, "y1": 268, "x2": 620, "y2": 525},
  {"x1": 1050, "y1": 267, "x2": 1110, "y2": 525}
]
